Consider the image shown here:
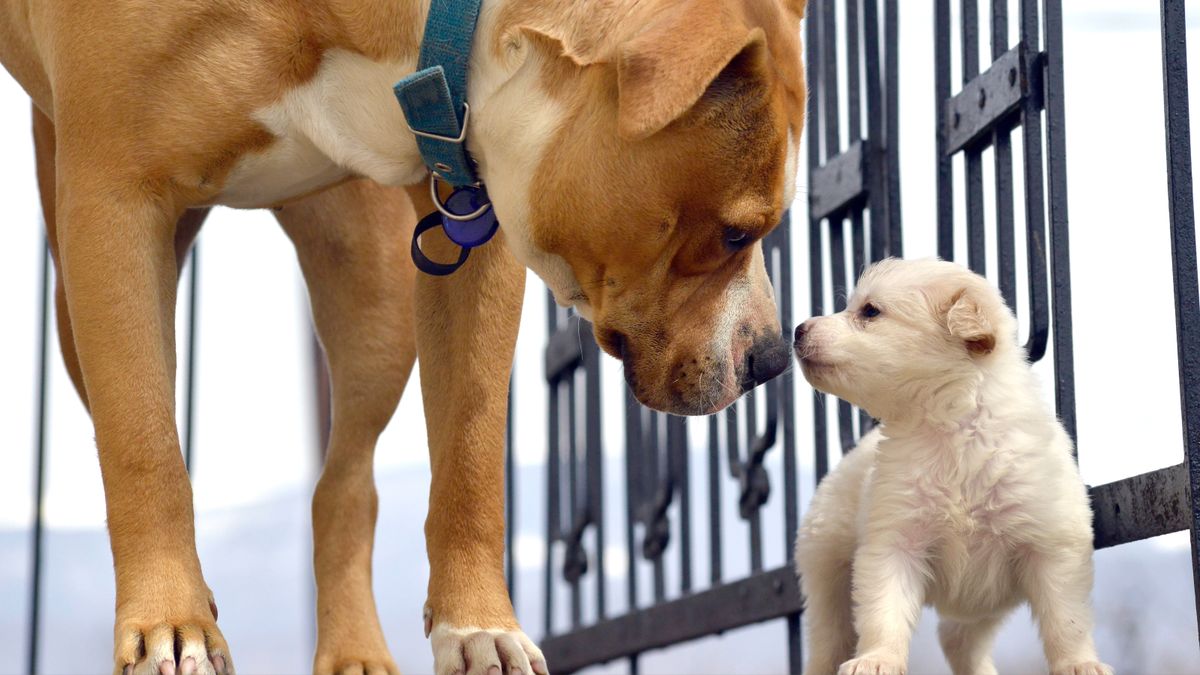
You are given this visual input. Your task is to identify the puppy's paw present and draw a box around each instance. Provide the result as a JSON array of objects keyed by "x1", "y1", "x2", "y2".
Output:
[
  {"x1": 838, "y1": 655, "x2": 906, "y2": 675},
  {"x1": 1051, "y1": 662, "x2": 1114, "y2": 675},
  {"x1": 114, "y1": 598, "x2": 231, "y2": 675},
  {"x1": 429, "y1": 623, "x2": 547, "y2": 675}
]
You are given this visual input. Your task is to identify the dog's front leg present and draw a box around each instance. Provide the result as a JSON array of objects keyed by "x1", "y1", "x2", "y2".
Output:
[
  {"x1": 54, "y1": 172, "x2": 230, "y2": 673},
  {"x1": 413, "y1": 203, "x2": 547, "y2": 675},
  {"x1": 841, "y1": 538, "x2": 929, "y2": 675},
  {"x1": 278, "y1": 180, "x2": 420, "y2": 675},
  {"x1": 1021, "y1": 546, "x2": 1112, "y2": 675}
]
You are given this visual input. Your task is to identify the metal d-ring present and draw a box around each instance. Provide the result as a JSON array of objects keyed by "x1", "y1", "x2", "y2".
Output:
[{"x1": 429, "y1": 172, "x2": 493, "y2": 221}]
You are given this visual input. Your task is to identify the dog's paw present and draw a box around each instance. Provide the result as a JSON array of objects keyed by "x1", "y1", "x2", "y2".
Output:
[
  {"x1": 429, "y1": 623, "x2": 548, "y2": 675},
  {"x1": 1051, "y1": 662, "x2": 1114, "y2": 675},
  {"x1": 313, "y1": 612, "x2": 399, "y2": 675},
  {"x1": 114, "y1": 598, "x2": 231, "y2": 675},
  {"x1": 838, "y1": 655, "x2": 906, "y2": 675},
  {"x1": 314, "y1": 657, "x2": 400, "y2": 675}
]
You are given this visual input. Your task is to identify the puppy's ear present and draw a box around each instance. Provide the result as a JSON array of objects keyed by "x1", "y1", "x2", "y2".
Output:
[
  {"x1": 617, "y1": 1, "x2": 767, "y2": 140},
  {"x1": 945, "y1": 289, "x2": 996, "y2": 356}
]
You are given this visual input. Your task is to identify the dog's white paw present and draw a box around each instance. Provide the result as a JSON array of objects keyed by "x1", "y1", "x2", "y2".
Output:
[
  {"x1": 429, "y1": 623, "x2": 547, "y2": 675},
  {"x1": 1051, "y1": 662, "x2": 1114, "y2": 675},
  {"x1": 838, "y1": 655, "x2": 906, "y2": 675}
]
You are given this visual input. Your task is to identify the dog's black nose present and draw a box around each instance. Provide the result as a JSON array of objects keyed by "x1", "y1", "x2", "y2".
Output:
[{"x1": 746, "y1": 334, "x2": 791, "y2": 386}]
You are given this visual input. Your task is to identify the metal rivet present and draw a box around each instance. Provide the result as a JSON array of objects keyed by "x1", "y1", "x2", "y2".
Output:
[{"x1": 434, "y1": 162, "x2": 453, "y2": 173}]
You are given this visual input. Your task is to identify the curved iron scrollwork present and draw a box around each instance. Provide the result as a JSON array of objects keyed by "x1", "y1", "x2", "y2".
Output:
[
  {"x1": 640, "y1": 491, "x2": 672, "y2": 560},
  {"x1": 544, "y1": 309, "x2": 606, "y2": 628},
  {"x1": 562, "y1": 511, "x2": 591, "y2": 583},
  {"x1": 729, "y1": 401, "x2": 777, "y2": 521},
  {"x1": 638, "y1": 414, "x2": 687, "y2": 561}
]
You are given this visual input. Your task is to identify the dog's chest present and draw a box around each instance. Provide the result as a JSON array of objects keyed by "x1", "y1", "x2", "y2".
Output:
[
  {"x1": 214, "y1": 49, "x2": 426, "y2": 208},
  {"x1": 898, "y1": 436, "x2": 1030, "y2": 614},
  {"x1": 924, "y1": 522, "x2": 1021, "y2": 617}
]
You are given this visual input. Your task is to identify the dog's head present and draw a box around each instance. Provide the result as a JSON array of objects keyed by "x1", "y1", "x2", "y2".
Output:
[
  {"x1": 474, "y1": 0, "x2": 806, "y2": 415},
  {"x1": 793, "y1": 258, "x2": 1018, "y2": 421}
]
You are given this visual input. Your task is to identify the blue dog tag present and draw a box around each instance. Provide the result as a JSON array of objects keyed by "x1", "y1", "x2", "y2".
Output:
[{"x1": 441, "y1": 186, "x2": 499, "y2": 248}]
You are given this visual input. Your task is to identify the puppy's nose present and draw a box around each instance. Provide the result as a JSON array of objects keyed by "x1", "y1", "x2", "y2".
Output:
[
  {"x1": 745, "y1": 334, "x2": 791, "y2": 386},
  {"x1": 793, "y1": 320, "x2": 811, "y2": 346}
]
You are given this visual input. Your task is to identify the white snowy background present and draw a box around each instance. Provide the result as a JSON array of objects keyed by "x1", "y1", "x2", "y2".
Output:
[{"x1": 2, "y1": 1, "x2": 1199, "y2": 673}]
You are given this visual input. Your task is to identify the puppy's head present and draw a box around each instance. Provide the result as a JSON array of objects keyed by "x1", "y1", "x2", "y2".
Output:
[
  {"x1": 476, "y1": 0, "x2": 806, "y2": 415},
  {"x1": 793, "y1": 258, "x2": 1017, "y2": 421}
]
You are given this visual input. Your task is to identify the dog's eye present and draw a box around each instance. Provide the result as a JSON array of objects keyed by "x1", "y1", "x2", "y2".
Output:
[
  {"x1": 860, "y1": 303, "x2": 881, "y2": 319},
  {"x1": 723, "y1": 227, "x2": 751, "y2": 250}
]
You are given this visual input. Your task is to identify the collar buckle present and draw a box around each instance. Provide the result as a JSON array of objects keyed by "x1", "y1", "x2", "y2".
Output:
[{"x1": 405, "y1": 102, "x2": 471, "y2": 145}]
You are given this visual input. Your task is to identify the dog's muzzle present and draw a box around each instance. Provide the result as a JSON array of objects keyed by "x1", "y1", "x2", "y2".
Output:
[{"x1": 742, "y1": 333, "x2": 792, "y2": 390}]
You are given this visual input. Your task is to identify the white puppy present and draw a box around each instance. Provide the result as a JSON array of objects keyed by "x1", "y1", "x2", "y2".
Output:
[{"x1": 793, "y1": 259, "x2": 1112, "y2": 675}]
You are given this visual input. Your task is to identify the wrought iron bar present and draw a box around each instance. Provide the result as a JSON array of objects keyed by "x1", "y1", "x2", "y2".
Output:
[
  {"x1": 707, "y1": 415, "x2": 722, "y2": 586},
  {"x1": 183, "y1": 244, "x2": 200, "y2": 473},
  {"x1": 671, "y1": 416, "x2": 692, "y2": 593},
  {"x1": 826, "y1": 218, "x2": 855, "y2": 453},
  {"x1": 543, "y1": 300, "x2": 560, "y2": 636},
  {"x1": 506, "y1": 376, "x2": 515, "y2": 596},
  {"x1": 1016, "y1": 3, "x2": 1052, "y2": 367},
  {"x1": 565, "y1": 369, "x2": 581, "y2": 628},
  {"x1": 1091, "y1": 464, "x2": 1191, "y2": 549},
  {"x1": 766, "y1": 215, "x2": 802, "y2": 674},
  {"x1": 746, "y1": 397, "x2": 764, "y2": 573},
  {"x1": 884, "y1": 0, "x2": 902, "y2": 257},
  {"x1": 935, "y1": 0, "x2": 954, "y2": 260},
  {"x1": 622, "y1": 387, "x2": 642, "y2": 675},
  {"x1": 991, "y1": 0, "x2": 1018, "y2": 312},
  {"x1": 1159, "y1": 0, "x2": 1200, "y2": 643},
  {"x1": 639, "y1": 410, "x2": 668, "y2": 602},
  {"x1": 583, "y1": 332, "x2": 605, "y2": 621},
  {"x1": 27, "y1": 237, "x2": 51, "y2": 675},
  {"x1": 1043, "y1": 0, "x2": 1077, "y2": 442},
  {"x1": 540, "y1": 566, "x2": 802, "y2": 674},
  {"x1": 962, "y1": 0, "x2": 987, "y2": 274},
  {"x1": 808, "y1": 0, "x2": 829, "y2": 484}
]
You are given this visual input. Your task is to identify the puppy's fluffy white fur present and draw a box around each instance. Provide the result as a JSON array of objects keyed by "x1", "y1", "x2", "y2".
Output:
[{"x1": 793, "y1": 259, "x2": 1112, "y2": 675}]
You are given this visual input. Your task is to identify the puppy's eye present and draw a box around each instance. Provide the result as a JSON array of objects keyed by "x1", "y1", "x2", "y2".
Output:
[
  {"x1": 860, "y1": 303, "x2": 881, "y2": 319},
  {"x1": 723, "y1": 227, "x2": 751, "y2": 250}
]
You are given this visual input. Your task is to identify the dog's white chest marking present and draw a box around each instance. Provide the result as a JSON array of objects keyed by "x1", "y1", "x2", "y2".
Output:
[{"x1": 216, "y1": 49, "x2": 426, "y2": 208}]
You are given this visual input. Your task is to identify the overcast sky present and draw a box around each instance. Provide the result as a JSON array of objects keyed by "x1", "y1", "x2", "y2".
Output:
[{"x1": 1, "y1": 0, "x2": 1199, "y2": 673}]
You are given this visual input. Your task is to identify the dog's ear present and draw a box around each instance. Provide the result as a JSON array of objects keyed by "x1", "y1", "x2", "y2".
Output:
[
  {"x1": 617, "y1": 2, "x2": 767, "y2": 140},
  {"x1": 512, "y1": 22, "x2": 602, "y2": 68},
  {"x1": 945, "y1": 289, "x2": 996, "y2": 356}
]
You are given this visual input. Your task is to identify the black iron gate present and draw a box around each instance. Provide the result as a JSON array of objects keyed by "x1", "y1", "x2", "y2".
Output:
[{"x1": 517, "y1": 1, "x2": 1200, "y2": 673}]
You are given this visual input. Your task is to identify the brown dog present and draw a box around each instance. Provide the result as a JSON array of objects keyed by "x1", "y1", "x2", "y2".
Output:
[{"x1": 0, "y1": 0, "x2": 807, "y2": 673}]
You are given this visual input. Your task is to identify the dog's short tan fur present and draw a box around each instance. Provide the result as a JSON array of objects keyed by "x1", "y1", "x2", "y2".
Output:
[{"x1": 1, "y1": 1, "x2": 806, "y2": 673}]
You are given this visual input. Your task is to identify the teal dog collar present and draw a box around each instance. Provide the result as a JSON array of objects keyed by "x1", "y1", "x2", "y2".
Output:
[{"x1": 394, "y1": 0, "x2": 499, "y2": 276}]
